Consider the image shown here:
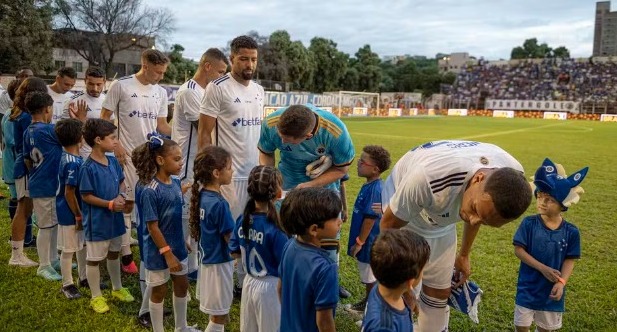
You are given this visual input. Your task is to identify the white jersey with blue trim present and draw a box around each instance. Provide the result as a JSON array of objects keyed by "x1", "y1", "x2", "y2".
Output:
[
  {"x1": 63, "y1": 91, "x2": 109, "y2": 158},
  {"x1": 199, "y1": 73, "x2": 264, "y2": 179},
  {"x1": 382, "y1": 140, "x2": 524, "y2": 238},
  {"x1": 172, "y1": 79, "x2": 203, "y2": 182},
  {"x1": 47, "y1": 85, "x2": 73, "y2": 124},
  {"x1": 102, "y1": 75, "x2": 168, "y2": 153}
]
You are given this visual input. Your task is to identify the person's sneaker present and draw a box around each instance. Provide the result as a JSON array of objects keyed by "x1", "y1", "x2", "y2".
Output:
[
  {"x1": 90, "y1": 296, "x2": 110, "y2": 314},
  {"x1": 233, "y1": 285, "x2": 242, "y2": 299},
  {"x1": 37, "y1": 265, "x2": 62, "y2": 281},
  {"x1": 23, "y1": 236, "x2": 37, "y2": 248},
  {"x1": 79, "y1": 278, "x2": 109, "y2": 290},
  {"x1": 111, "y1": 287, "x2": 135, "y2": 302},
  {"x1": 344, "y1": 300, "x2": 367, "y2": 315},
  {"x1": 121, "y1": 261, "x2": 138, "y2": 274},
  {"x1": 339, "y1": 285, "x2": 352, "y2": 299},
  {"x1": 137, "y1": 312, "x2": 152, "y2": 329},
  {"x1": 130, "y1": 236, "x2": 139, "y2": 246},
  {"x1": 355, "y1": 320, "x2": 363, "y2": 328},
  {"x1": 61, "y1": 284, "x2": 82, "y2": 299},
  {"x1": 8, "y1": 254, "x2": 38, "y2": 267},
  {"x1": 176, "y1": 325, "x2": 202, "y2": 332},
  {"x1": 51, "y1": 260, "x2": 77, "y2": 272}
]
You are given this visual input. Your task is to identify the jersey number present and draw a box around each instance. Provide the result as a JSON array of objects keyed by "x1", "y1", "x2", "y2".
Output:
[{"x1": 240, "y1": 247, "x2": 267, "y2": 277}]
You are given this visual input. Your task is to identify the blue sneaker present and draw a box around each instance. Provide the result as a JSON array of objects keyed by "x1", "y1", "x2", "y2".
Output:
[
  {"x1": 51, "y1": 260, "x2": 77, "y2": 271},
  {"x1": 37, "y1": 265, "x2": 62, "y2": 281},
  {"x1": 448, "y1": 279, "x2": 483, "y2": 324}
]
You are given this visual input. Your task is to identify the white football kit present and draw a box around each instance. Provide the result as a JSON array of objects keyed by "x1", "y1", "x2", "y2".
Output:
[
  {"x1": 62, "y1": 91, "x2": 108, "y2": 158},
  {"x1": 48, "y1": 86, "x2": 73, "y2": 124}
]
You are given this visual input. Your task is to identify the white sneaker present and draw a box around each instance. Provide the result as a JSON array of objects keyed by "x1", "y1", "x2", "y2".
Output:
[
  {"x1": 8, "y1": 253, "x2": 38, "y2": 267},
  {"x1": 130, "y1": 237, "x2": 139, "y2": 246},
  {"x1": 175, "y1": 325, "x2": 202, "y2": 332}
]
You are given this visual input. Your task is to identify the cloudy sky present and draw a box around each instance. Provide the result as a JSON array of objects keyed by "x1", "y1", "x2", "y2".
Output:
[{"x1": 146, "y1": 0, "x2": 599, "y2": 61}]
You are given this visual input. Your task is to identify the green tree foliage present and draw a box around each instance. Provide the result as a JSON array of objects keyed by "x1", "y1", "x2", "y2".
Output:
[
  {"x1": 0, "y1": 0, "x2": 54, "y2": 74},
  {"x1": 351, "y1": 45, "x2": 382, "y2": 92},
  {"x1": 511, "y1": 38, "x2": 570, "y2": 59},
  {"x1": 162, "y1": 44, "x2": 197, "y2": 84},
  {"x1": 308, "y1": 37, "x2": 348, "y2": 93}
]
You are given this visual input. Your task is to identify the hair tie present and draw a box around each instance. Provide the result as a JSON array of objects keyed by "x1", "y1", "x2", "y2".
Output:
[{"x1": 147, "y1": 132, "x2": 164, "y2": 150}]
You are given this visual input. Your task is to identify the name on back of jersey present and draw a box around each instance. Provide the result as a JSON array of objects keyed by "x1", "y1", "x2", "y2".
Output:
[{"x1": 236, "y1": 226, "x2": 264, "y2": 244}]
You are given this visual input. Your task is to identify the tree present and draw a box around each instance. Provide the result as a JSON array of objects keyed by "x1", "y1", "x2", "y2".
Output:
[
  {"x1": 308, "y1": 37, "x2": 348, "y2": 93},
  {"x1": 162, "y1": 44, "x2": 197, "y2": 84},
  {"x1": 510, "y1": 38, "x2": 569, "y2": 59},
  {"x1": 352, "y1": 45, "x2": 382, "y2": 92},
  {"x1": 553, "y1": 46, "x2": 570, "y2": 58},
  {"x1": 0, "y1": 0, "x2": 54, "y2": 74},
  {"x1": 53, "y1": 0, "x2": 175, "y2": 77}
]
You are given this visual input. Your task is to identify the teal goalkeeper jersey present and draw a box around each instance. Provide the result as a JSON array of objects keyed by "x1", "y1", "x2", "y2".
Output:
[{"x1": 258, "y1": 104, "x2": 355, "y2": 191}]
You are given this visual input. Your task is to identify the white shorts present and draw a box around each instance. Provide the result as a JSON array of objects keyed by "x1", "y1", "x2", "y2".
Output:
[
  {"x1": 514, "y1": 304, "x2": 563, "y2": 330},
  {"x1": 146, "y1": 258, "x2": 189, "y2": 287},
  {"x1": 240, "y1": 275, "x2": 281, "y2": 332},
  {"x1": 15, "y1": 176, "x2": 29, "y2": 200},
  {"x1": 57, "y1": 224, "x2": 85, "y2": 253},
  {"x1": 357, "y1": 261, "x2": 377, "y2": 284},
  {"x1": 198, "y1": 261, "x2": 234, "y2": 315},
  {"x1": 421, "y1": 228, "x2": 457, "y2": 290},
  {"x1": 32, "y1": 197, "x2": 58, "y2": 229},
  {"x1": 220, "y1": 178, "x2": 248, "y2": 220},
  {"x1": 86, "y1": 236, "x2": 123, "y2": 261},
  {"x1": 122, "y1": 157, "x2": 137, "y2": 201}
]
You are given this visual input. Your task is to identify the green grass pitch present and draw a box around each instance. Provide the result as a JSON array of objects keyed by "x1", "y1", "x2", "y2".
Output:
[{"x1": 1, "y1": 116, "x2": 616, "y2": 331}]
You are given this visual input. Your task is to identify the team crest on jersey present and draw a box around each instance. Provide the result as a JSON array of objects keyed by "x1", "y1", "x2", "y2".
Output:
[
  {"x1": 480, "y1": 156, "x2": 489, "y2": 165},
  {"x1": 315, "y1": 145, "x2": 326, "y2": 155}
]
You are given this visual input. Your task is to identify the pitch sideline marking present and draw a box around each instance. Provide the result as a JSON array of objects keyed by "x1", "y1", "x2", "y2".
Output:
[{"x1": 455, "y1": 122, "x2": 577, "y2": 140}]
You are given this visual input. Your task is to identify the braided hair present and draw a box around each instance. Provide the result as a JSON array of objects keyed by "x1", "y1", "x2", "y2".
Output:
[
  {"x1": 131, "y1": 133, "x2": 178, "y2": 185},
  {"x1": 242, "y1": 166, "x2": 282, "y2": 238}
]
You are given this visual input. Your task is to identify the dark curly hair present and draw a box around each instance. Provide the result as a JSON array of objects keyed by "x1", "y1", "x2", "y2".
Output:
[
  {"x1": 484, "y1": 167, "x2": 532, "y2": 220},
  {"x1": 230, "y1": 35, "x2": 258, "y2": 54},
  {"x1": 131, "y1": 137, "x2": 179, "y2": 185},
  {"x1": 362, "y1": 145, "x2": 391, "y2": 173},
  {"x1": 9, "y1": 77, "x2": 47, "y2": 120},
  {"x1": 24, "y1": 91, "x2": 53, "y2": 115},
  {"x1": 242, "y1": 166, "x2": 283, "y2": 239},
  {"x1": 189, "y1": 146, "x2": 231, "y2": 241},
  {"x1": 279, "y1": 187, "x2": 341, "y2": 236}
]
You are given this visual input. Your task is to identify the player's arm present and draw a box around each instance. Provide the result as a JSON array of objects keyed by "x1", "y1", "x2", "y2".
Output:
[
  {"x1": 316, "y1": 309, "x2": 336, "y2": 332},
  {"x1": 157, "y1": 116, "x2": 171, "y2": 136},
  {"x1": 550, "y1": 258, "x2": 575, "y2": 301},
  {"x1": 380, "y1": 170, "x2": 428, "y2": 230},
  {"x1": 380, "y1": 206, "x2": 407, "y2": 230},
  {"x1": 277, "y1": 279, "x2": 282, "y2": 301},
  {"x1": 197, "y1": 114, "x2": 216, "y2": 149},
  {"x1": 147, "y1": 220, "x2": 181, "y2": 272},
  {"x1": 65, "y1": 185, "x2": 82, "y2": 229},
  {"x1": 101, "y1": 107, "x2": 114, "y2": 121},
  {"x1": 258, "y1": 149, "x2": 275, "y2": 167},
  {"x1": 454, "y1": 222, "x2": 481, "y2": 286},
  {"x1": 198, "y1": 83, "x2": 222, "y2": 150},
  {"x1": 297, "y1": 164, "x2": 349, "y2": 189},
  {"x1": 340, "y1": 181, "x2": 348, "y2": 222},
  {"x1": 82, "y1": 193, "x2": 125, "y2": 212}
]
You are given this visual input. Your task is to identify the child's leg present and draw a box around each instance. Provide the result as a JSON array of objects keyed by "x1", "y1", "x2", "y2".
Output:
[
  {"x1": 86, "y1": 260, "x2": 102, "y2": 298},
  {"x1": 200, "y1": 261, "x2": 234, "y2": 332},
  {"x1": 206, "y1": 315, "x2": 228, "y2": 332},
  {"x1": 514, "y1": 305, "x2": 534, "y2": 332},
  {"x1": 50, "y1": 225, "x2": 59, "y2": 264},
  {"x1": 76, "y1": 248, "x2": 87, "y2": 283},
  {"x1": 60, "y1": 251, "x2": 75, "y2": 287},
  {"x1": 171, "y1": 274, "x2": 190, "y2": 330},
  {"x1": 107, "y1": 250, "x2": 122, "y2": 290},
  {"x1": 150, "y1": 283, "x2": 168, "y2": 332}
]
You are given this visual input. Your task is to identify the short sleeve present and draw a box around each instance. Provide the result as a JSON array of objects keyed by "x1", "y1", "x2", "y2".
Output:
[
  {"x1": 257, "y1": 114, "x2": 277, "y2": 154},
  {"x1": 22, "y1": 131, "x2": 32, "y2": 161},
  {"x1": 79, "y1": 165, "x2": 95, "y2": 194},
  {"x1": 216, "y1": 200, "x2": 235, "y2": 235},
  {"x1": 360, "y1": 185, "x2": 381, "y2": 219},
  {"x1": 110, "y1": 157, "x2": 125, "y2": 184},
  {"x1": 199, "y1": 83, "x2": 222, "y2": 118},
  {"x1": 329, "y1": 126, "x2": 355, "y2": 167},
  {"x1": 513, "y1": 218, "x2": 531, "y2": 248},
  {"x1": 388, "y1": 168, "x2": 432, "y2": 222},
  {"x1": 157, "y1": 86, "x2": 168, "y2": 118},
  {"x1": 566, "y1": 225, "x2": 581, "y2": 259},
  {"x1": 314, "y1": 261, "x2": 339, "y2": 310},
  {"x1": 182, "y1": 89, "x2": 203, "y2": 122},
  {"x1": 140, "y1": 188, "x2": 159, "y2": 223},
  {"x1": 228, "y1": 216, "x2": 242, "y2": 253},
  {"x1": 102, "y1": 80, "x2": 122, "y2": 113},
  {"x1": 64, "y1": 161, "x2": 81, "y2": 187}
]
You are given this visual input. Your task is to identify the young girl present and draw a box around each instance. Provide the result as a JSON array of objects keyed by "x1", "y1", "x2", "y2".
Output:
[
  {"x1": 189, "y1": 146, "x2": 235, "y2": 332},
  {"x1": 132, "y1": 133, "x2": 197, "y2": 332},
  {"x1": 228, "y1": 166, "x2": 289, "y2": 332}
]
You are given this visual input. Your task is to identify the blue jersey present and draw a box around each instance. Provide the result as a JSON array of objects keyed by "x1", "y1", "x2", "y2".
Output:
[
  {"x1": 258, "y1": 103, "x2": 355, "y2": 191},
  {"x1": 513, "y1": 215, "x2": 581, "y2": 312},
  {"x1": 197, "y1": 190, "x2": 235, "y2": 265},
  {"x1": 279, "y1": 239, "x2": 339, "y2": 332},
  {"x1": 229, "y1": 213, "x2": 289, "y2": 278},
  {"x1": 2, "y1": 114, "x2": 16, "y2": 184},
  {"x1": 56, "y1": 152, "x2": 83, "y2": 226},
  {"x1": 347, "y1": 179, "x2": 382, "y2": 263},
  {"x1": 138, "y1": 178, "x2": 188, "y2": 271},
  {"x1": 23, "y1": 122, "x2": 62, "y2": 198},
  {"x1": 79, "y1": 156, "x2": 126, "y2": 241},
  {"x1": 362, "y1": 286, "x2": 413, "y2": 332},
  {"x1": 12, "y1": 112, "x2": 32, "y2": 179}
]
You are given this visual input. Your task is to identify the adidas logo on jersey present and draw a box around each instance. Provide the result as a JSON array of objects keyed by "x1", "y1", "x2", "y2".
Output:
[
  {"x1": 131, "y1": 93, "x2": 138, "y2": 98},
  {"x1": 232, "y1": 117, "x2": 261, "y2": 127},
  {"x1": 128, "y1": 110, "x2": 157, "y2": 119},
  {"x1": 233, "y1": 97, "x2": 241, "y2": 103}
]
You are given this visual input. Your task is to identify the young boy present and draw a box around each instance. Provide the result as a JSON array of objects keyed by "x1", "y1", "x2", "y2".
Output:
[
  {"x1": 278, "y1": 187, "x2": 342, "y2": 332},
  {"x1": 345, "y1": 145, "x2": 391, "y2": 314},
  {"x1": 55, "y1": 118, "x2": 87, "y2": 298},
  {"x1": 22, "y1": 91, "x2": 63, "y2": 281},
  {"x1": 362, "y1": 229, "x2": 430, "y2": 331},
  {"x1": 80, "y1": 118, "x2": 134, "y2": 313},
  {"x1": 513, "y1": 158, "x2": 588, "y2": 332}
]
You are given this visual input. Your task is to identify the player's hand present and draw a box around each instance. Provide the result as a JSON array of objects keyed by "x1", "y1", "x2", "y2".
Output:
[
  {"x1": 181, "y1": 181, "x2": 192, "y2": 194},
  {"x1": 112, "y1": 195, "x2": 126, "y2": 212},
  {"x1": 540, "y1": 266, "x2": 561, "y2": 283},
  {"x1": 305, "y1": 155, "x2": 332, "y2": 179},
  {"x1": 69, "y1": 100, "x2": 88, "y2": 122},
  {"x1": 549, "y1": 282, "x2": 564, "y2": 301},
  {"x1": 75, "y1": 218, "x2": 83, "y2": 231},
  {"x1": 453, "y1": 254, "x2": 471, "y2": 287},
  {"x1": 350, "y1": 244, "x2": 362, "y2": 257},
  {"x1": 402, "y1": 289, "x2": 419, "y2": 315},
  {"x1": 115, "y1": 143, "x2": 127, "y2": 166},
  {"x1": 165, "y1": 253, "x2": 181, "y2": 272},
  {"x1": 371, "y1": 202, "x2": 383, "y2": 215},
  {"x1": 295, "y1": 182, "x2": 313, "y2": 190}
]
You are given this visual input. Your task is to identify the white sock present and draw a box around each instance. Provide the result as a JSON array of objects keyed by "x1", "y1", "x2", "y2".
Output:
[
  {"x1": 50, "y1": 225, "x2": 59, "y2": 262},
  {"x1": 173, "y1": 294, "x2": 189, "y2": 330},
  {"x1": 235, "y1": 257, "x2": 245, "y2": 288},
  {"x1": 418, "y1": 292, "x2": 449, "y2": 332},
  {"x1": 140, "y1": 262, "x2": 147, "y2": 295},
  {"x1": 11, "y1": 240, "x2": 24, "y2": 257},
  {"x1": 107, "y1": 258, "x2": 122, "y2": 290},
  {"x1": 86, "y1": 264, "x2": 102, "y2": 298},
  {"x1": 188, "y1": 240, "x2": 198, "y2": 273},
  {"x1": 37, "y1": 228, "x2": 52, "y2": 267},
  {"x1": 149, "y1": 300, "x2": 165, "y2": 332},
  {"x1": 76, "y1": 248, "x2": 87, "y2": 282},
  {"x1": 139, "y1": 284, "x2": 152, "y2": 317},
  {"x1": 60, "y1": 251, "x2": 74, "y2": 287},
  {"x1": 121, "y1": 213, "x2": 132, "y2": 256},
  {"x1": 205, "y1": 321, "x2": 224, "y2": 332}
]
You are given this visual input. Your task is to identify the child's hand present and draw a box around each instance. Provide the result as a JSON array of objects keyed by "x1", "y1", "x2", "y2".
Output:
[
  {"x1": 165, "y1": 253, "x2": 181, "y2": 273},
  {"x1": 350, "y1": 244, "x2": 362, "y2": 257},
  {"x1": 181, "y1": 181, "x2": 192, "y2": 194},
  {"x1": 75, "y1": 219, "x2": 83, "y2": 231},
  {"x1": 112, "y1": 195, "x2": 126, "y2": 212},
  {"x1": 540, "y1": 266, "x2": 561, "y2": 283},
  {"x1": 549, "y1": 282, "x2": 564, "y2": 301},
  {"x1": 68, "y1": 100, "x2": 88, "y2": 122}
]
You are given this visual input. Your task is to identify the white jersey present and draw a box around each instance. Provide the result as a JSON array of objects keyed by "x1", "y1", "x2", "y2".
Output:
[
  {"x1": 0, "y1": 87, "x2": 11, "y2": 114},
  {"x1": 62, "y1": 91, "x2": 109, "y2": 158},
  {"x1": 48, "y1": 86, "x2": 73, "y2": 124},
  {"x1": 172, "y1": 79, "x2": 203, "y2": 182},
  {"x1": 102, "y1": 75, "x2": 167, "y2": 153},
  {"x1": 200, "y1": 73, "x2": 264, "y2": 179},
  {"x1": 383, "y1": 140, "x2": 524, "y2": 238}
]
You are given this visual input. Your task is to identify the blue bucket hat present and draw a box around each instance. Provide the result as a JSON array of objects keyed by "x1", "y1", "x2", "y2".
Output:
[{"x1": 533, "y1": 158, "x2": 589, "y2": 211}]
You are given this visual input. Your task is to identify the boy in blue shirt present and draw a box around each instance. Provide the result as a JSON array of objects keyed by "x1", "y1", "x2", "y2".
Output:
[
  {"x1": 278, "y1": 187, "x2": 343, "y2": 332},
  {"x1": 22, "y1": 91, "x2": 63, "y2": 281},
  {"x1": 362, "y1": 229, "x2": 430, "y2": 332},
  {"x1": 345, "y1": 145, "x2": 391, "y2": 315},
  {"x1": 513, "y1": 158, "x2": 588, "y2": 332},
  {"x1": 80, "y1": 118, "x2": 134, "y2": 313}
]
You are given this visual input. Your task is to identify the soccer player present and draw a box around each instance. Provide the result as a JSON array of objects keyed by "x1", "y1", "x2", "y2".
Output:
[
  {"x1": 47, "y1": 67, "x2": 76, "y2": 124},
  {"x1": 513, "y1": 158, "x2": 587, "y2": 332},
  {"x1": 63, "y1": 66, "x2": 108, "y2": 158},
  {"x1": 380, "y1": 140, "x2": 532, "y2": 332},
  {"x1": 101, "y1": 49, "x2": 171, "y2": 275},
  {"x1": 172, "y1": 48, "x2": 228, "y2": 279}
]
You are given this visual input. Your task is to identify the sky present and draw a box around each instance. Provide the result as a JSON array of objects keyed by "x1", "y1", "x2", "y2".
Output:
[{"x1": 147, "y1": 0, "x2": 600, "y2": 61}]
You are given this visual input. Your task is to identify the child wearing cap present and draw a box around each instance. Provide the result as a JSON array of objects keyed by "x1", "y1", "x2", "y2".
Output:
[{"x1": 513, "y1": 158, "x2": 589, "y2": 332}]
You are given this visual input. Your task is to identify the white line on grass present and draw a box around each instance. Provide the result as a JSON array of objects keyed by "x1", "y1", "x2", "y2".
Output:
[{"x1": 455, "y1": 122, "x2": 577, "y2": 140}]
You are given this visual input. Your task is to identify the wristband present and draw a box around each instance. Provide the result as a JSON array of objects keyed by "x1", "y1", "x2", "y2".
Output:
[
  {"x1": 108, "y1": 200, "x2": 114, "y2": 211},
  {"x1": 75, "y1": 216, "x2": 82, "y2": 221},
  {"x1": 356, "y1": 237, "x2": 365, "y2": 246},
  {"x1": 557, "y1": 277, "x2": 566, "y2": 285},
  {"x1": 159, "y1": 246, "x2": 171, "y2": 254}
]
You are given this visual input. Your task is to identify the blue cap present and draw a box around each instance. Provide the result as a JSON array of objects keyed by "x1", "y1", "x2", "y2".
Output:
[{"x1": 533, "y1": 158, "x2": 589, "y2": 211}]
